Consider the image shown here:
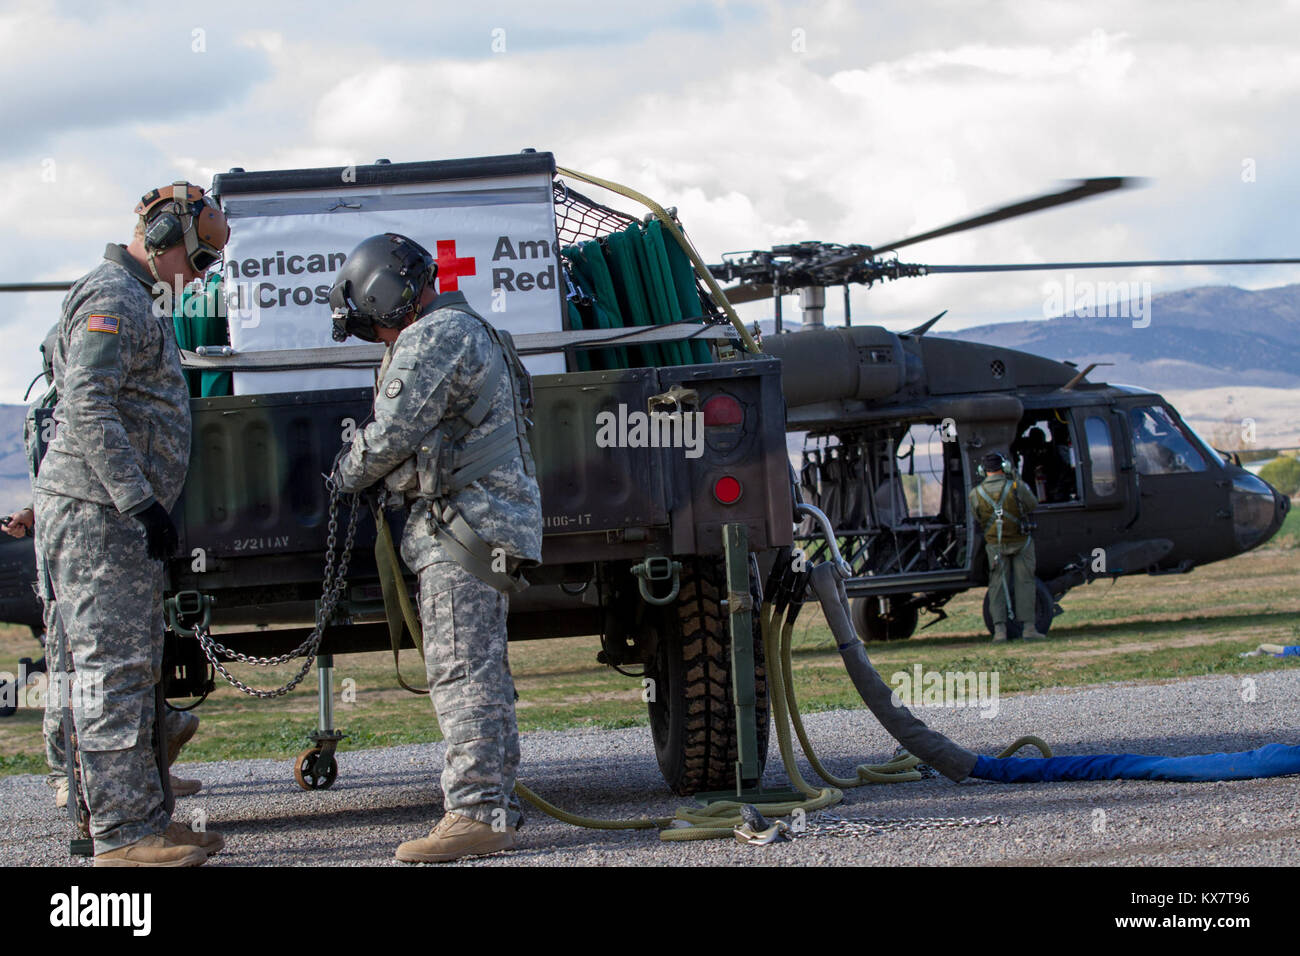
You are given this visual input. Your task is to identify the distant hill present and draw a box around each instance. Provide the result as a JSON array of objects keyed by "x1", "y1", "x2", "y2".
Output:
[{"x1": 938, "y1": 283, "x2": 1300, "y2": 390}]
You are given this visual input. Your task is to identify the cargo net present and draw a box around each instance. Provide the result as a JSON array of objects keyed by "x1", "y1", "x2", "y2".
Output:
[
  {"x1": 552, "y1": 179, "x2": 726, "y2": 324},
  {"x1": 553, "y1": 180, "x2": 638, "y2": 245}
]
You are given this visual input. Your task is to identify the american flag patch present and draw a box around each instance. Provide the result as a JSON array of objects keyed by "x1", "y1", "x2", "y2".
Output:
[{"x1": 87, "y1": 314, "x2": 120, "y2": 334}]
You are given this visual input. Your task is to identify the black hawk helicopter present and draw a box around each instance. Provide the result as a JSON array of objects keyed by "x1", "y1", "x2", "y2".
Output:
[{"x1": 707, "y1": 177, "x2": 1295, "y2": 640}]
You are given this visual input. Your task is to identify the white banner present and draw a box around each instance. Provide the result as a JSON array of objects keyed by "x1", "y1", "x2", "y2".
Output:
[{"x1": 220, "y1": 172, "x2": 565, "y2": 394}]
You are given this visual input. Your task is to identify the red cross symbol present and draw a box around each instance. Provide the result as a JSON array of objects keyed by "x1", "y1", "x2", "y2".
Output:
[{"x1": 436, "y1": 239, "x2": 476, "y2": 292}]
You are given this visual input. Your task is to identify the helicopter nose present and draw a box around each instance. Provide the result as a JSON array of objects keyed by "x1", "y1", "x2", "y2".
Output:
[{"x1": 1229, "y1": 470, "x2": 1285, "y2": 551}]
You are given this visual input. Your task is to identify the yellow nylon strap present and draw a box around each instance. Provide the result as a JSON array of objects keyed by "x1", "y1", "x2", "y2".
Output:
[
  {"x1": 555, "y1": 165, "x2": 761, "y2": 355},
  {"x1": 375, "y1": 506, "x2": 428, "y2": 695}
]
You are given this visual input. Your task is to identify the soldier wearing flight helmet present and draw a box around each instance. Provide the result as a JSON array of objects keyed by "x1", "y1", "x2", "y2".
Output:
[{"x1": 329, "y1": 233, "x2": 541, "y2": 863}]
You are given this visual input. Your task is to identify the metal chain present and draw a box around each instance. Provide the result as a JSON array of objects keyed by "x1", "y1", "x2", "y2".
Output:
[
  {"x1": 800, "y1": 812, "x2": 1008, "y2": 838},
  {"x1": 191, "y1": 479, "x2": 361, "y2": 698}
]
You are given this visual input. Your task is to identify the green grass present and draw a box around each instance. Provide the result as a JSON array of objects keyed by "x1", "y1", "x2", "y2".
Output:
[
  {"x1": 1274, "y1": 504, "x2": 1300, "y2": 548},
  {"x1": 1, "y1": 543, "x2": 1297, "y2": 775}
]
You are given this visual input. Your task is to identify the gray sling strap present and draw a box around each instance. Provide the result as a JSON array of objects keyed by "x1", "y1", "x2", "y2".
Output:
[
  {"x1": 446, "y1": 422, "x2": 520, "y2": 493},
  {"x1": 432, "y1": 503, "x2": 531, "y2": 594},
  {"x1": 449, "y1": 344, "x2": 504, "y2": 441}
]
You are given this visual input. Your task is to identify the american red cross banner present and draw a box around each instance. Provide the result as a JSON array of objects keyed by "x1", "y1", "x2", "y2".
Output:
[{"x1": 219, "y1": 171, "x2": 564, "y2": 394}]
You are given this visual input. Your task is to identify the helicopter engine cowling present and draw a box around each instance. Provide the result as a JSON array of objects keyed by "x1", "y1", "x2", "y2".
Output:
[{"x1": 762, "y1": 326, "x2": 909, "y2": 407}]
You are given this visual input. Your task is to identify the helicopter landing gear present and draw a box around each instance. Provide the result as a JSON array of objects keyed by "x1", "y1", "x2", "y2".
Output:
[
  {"x1": 851, "y1": 596, "x2": 919, "y2": 642},
  {"x1": 293, "y1": 654, "x2": 344, "y2": 791},
  {"x1": 983, "y1": 578, "x2": 1059, "y2": 640}
]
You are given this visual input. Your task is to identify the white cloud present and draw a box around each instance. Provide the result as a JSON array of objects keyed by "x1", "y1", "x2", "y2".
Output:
[{"x1": 2, "y1": 0, "x2": 1299, "y2": 400}]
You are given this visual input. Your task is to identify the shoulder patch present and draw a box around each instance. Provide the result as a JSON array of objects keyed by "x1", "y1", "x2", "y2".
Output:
[{"x1": 87, "y1": 314, "x2": 121, "y2": 334}]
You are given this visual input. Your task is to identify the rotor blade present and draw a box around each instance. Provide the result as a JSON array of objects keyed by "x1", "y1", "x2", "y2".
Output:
[
  {"x1": 0, "y1": 281, "x2": 74, "y2": 293},
  {"x1": 719, "y1": 282, "x2": 775, "y2": 305},
  {"x1": 870, "y1": 177, "x2": 1141, "y2": 257},
  {"x1": 921, "y1": 257, "x2": 1300, "y2": 274}
]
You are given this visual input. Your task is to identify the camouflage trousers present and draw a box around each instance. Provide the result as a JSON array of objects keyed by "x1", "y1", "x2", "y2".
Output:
[
  {"x1": 42, "y1": 601, "x2": 196, "y2": 785},
  {"x1": 986, "y1": 537, "x2": 1037, "y2": 627},
  {"x1": 33, "y1": 491, "x2": 170, "y2": 852},
  {"x1": 418, "y1": 561, "x2": 522, "y2": 829}
]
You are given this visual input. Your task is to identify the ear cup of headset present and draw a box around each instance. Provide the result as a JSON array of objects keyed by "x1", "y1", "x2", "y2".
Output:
[{"x1": 144, "y1": 212, "x2": 183, "y2": 252}]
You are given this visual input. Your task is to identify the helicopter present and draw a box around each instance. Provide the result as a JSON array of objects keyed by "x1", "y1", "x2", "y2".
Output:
[{"x1": 706, "y1": 177, "x2": 1295, "y2": 639}]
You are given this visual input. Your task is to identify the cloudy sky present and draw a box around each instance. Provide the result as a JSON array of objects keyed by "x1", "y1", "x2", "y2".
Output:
[{"x1": 1, "y1": 0, "x2": 1298, "y2": 403}]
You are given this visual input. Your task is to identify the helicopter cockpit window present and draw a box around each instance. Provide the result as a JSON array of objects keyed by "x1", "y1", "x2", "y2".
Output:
[
  {"x1": 1128, "y1": 405, "x2": 1207, "y2": 475},
  {"x1": 1011, "y1": 412, "x2": 1080, "y2": 504}
]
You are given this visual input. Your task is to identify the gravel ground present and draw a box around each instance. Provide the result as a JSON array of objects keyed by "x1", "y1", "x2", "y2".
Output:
[{"x1": 4, "y1": 670, "x2": 1298, "y2": 867}]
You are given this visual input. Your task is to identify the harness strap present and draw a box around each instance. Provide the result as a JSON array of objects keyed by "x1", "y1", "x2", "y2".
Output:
[
  {"x1": 438, "y1": 304, "x2": 536, "y2": 478},
  {"x1": 450, "y1": 344, "x2": 504, "y2": 439},
  {"x1": 375, "y1": 506, "x2": 428, "y2": 695},
  {"x1": 431, "y1": 503, "x2": 532, "y2": 594},
  {"x1": 446, "y1": 422, "x2": 520, "y2": 493}
]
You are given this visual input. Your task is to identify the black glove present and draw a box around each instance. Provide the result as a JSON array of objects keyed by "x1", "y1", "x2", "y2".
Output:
[
  {"x1": 326, "y1": 444, "x2": 351, "y2": 490},
  {"x1": 135, "y1": 501, "x2": 178, "y2": 560}
]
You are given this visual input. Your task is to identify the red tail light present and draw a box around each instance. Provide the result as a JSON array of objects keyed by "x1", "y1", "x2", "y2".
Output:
[
  {"x1": 703, "y1": 394, "x2": 743, "y2": 427},
  {"x1": 713, "y1": 475, "x2": 742, "y2": 504}
]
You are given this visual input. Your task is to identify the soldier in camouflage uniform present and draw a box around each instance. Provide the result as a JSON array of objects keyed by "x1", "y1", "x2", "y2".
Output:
[
  {"x1": 42, "y1": 609, "x2": 204, "y2": 807},
  {"x1": 32, "y1": 183, "x2": 228, "y2": 866},
  {"x1": 13, "y1": 327, "x2": 205, "y2": 809},
  {"x1": 330, "y1": 233, "x2": 542, "y2": 863},
  {"x1": 969, "y1": 452, "x2": 1043, "y2": 641}
]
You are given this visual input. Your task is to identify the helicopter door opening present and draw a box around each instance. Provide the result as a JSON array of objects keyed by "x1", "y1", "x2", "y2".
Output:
[
  {"x1": 797, "y1": 419, "x2": 973, "y2": 593},
  {"x1": 1010, "y1": 410, "x2": 1083, "y2": 506}
]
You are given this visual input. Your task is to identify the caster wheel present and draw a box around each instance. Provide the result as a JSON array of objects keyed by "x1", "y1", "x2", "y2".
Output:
[{"x1": 294, "y1": 747, "x2": 338, "y2": 790}]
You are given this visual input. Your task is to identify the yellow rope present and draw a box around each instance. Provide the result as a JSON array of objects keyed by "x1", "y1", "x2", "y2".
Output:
[{"x1": 555, "y1": 165, "x2": 761, "y2": 355}]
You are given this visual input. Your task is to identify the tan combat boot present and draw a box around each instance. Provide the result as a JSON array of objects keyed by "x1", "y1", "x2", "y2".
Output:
[
  {"x1": 395, "y1": 811, "x2": 516, "y2": 863},
  {"x1": 166, "y1": 713, "x2": 199, "y2": 765},
  {"x1": 165, "y1": 820, "x2": 225, "y2": 856},
  {"x1": 170, "y1": 775, "x2": 202, "y2": 797},
  {"x1": 167, "y1": 714, "x2": 202, "y2": 796},
  {"x1": 93, "y1": 833, "x2": 207, "y2": 867},
  {"x1": 60, "y1": 773, "x2": 200, "y2": 802},
  {"x1": 992, "y1": 624, "x2": 1008, "y2": 642},
  {"x1": 1021, "y1": 627, "x2": 1046, "y2": 641}
]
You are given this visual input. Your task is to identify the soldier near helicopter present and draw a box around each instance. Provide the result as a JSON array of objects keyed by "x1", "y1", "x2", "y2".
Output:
[
  {"x1": 969, "y1": 452, "x2": 1043, "y2": 641},
  {"x1": 328, "y1": 233, "x2": 542, "y2": 863},
  {"x1": 13, "y1": 325, "x2": 206, "y2": 810},
  {"x1": 33, "y1": 182, "x2": 229, "y2": 866}
]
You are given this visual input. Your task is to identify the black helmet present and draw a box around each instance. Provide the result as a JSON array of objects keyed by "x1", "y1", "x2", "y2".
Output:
[{"x1": 329, "y1": 233, "x2": 437, "y2": 342}]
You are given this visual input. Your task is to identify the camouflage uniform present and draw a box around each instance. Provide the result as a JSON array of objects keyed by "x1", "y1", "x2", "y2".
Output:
[
  {"x1": 337, "y1": 290, "x2": 541, "y2": 828},
  {"x1": 32, "y1": 243, "x2": 191, "y2": 852},
  {"x1": 42, "y1": 599, "x2": 197, "y2": 789},
  {"x1": 969, "y1": 472, "x2": 1038, "y2": 628},
  {"x1": 27, "y1": 319, "x2": 197, "y2": 791}
]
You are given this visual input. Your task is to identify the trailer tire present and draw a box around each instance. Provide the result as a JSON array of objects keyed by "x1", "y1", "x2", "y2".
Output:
[{"x1": 646, "y1": 558, "x2": 770, "y2": 796}]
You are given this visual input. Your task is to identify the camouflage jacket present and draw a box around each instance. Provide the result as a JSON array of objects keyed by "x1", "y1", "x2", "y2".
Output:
[
  {"x1": 33, "y1": 244, "x2": 191, "y2": 514},
  {"x1": 969, "y1": 473, "x2": 1038, "y2": 549},
  {"x1": 337, "y1": 291, "x2": 543, "y2": 573}
]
